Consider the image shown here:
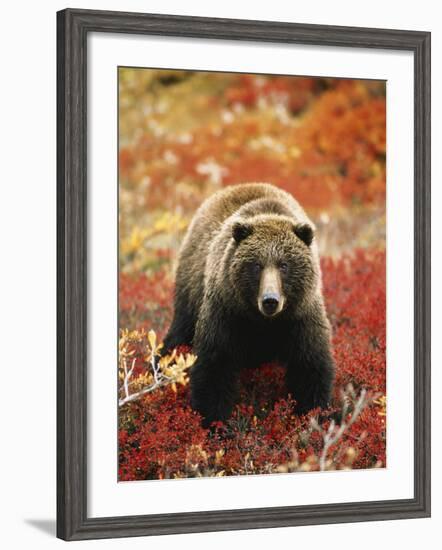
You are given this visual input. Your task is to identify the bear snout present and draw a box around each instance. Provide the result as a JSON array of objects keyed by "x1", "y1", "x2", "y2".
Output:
[{"x1": 258, "y1": 266, "x2": 285, "y2": 317}]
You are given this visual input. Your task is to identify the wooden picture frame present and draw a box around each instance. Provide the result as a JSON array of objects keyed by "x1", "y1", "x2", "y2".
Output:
[{"x1": 57, "y1": 8, "x2": 431, "y2": 541}]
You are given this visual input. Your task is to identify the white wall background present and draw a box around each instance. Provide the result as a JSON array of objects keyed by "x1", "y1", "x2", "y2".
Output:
[{"x1": 0, "y1": 0, "x2": 439, "y2": 548}]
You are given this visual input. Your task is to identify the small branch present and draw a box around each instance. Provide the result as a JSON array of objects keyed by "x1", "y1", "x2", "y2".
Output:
[
  {"x1": 118, "y1": 380, "x2": 163, "y2": 407},
  {"x1": 151, "y1": 349, "x2": 160, "y2": 385},
  {"x1": 119, "y1": 352, "x2": 164, "y2": 407},
  {"x1": 122, "y1": 358, "x2": 136, "y2": 401},
  {"x1": 118, "y1": 329, "x2": 195, "y2": 407},
  {"x1": 314, "y1": 388, "x2": 368, "y2": 471}
]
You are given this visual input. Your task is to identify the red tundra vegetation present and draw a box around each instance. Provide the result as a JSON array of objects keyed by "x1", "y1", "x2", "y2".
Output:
[{"x1": 118, "y1": 70, "x2": 386, "y2": 480}]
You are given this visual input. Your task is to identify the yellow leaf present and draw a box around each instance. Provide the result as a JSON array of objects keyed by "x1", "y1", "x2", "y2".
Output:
[
  {"x1": 147, "y1": 329, "x2": 157, "y2": 351},
  {"x1": 185, "y1": 354, "x2": 197, "y2": 368}
]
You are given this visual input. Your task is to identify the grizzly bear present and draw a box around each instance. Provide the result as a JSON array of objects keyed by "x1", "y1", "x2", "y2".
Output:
[{"x1": 163, "y1": 183, "x2": 335, "y2": 427}]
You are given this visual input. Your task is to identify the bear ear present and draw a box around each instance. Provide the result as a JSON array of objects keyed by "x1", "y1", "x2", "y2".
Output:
[
  {"x1": 232, "y1": 221, "x2": 253, "y2": 243},
  {"x1": 293, "y1": 223, "x2": 314, "y2": 246}
]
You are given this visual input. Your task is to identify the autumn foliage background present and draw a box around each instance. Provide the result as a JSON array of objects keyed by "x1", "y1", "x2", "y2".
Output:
[{"x1": 118, "y1": 69, "x2": 386, "y2": 481}]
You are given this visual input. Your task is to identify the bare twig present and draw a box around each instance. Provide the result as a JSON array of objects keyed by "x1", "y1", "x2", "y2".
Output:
[
  {"x1": 119, "y1": 381, "x2": 163, "y2": 406},
  {"x1": 119, "y1": 350, "x2": 166, "y2": 407},
  {"x1": 118, "y1": 329, "x2": 195, "y2": 407},
  {"x1": 122, "y1": 357, "x2": 137, "y2": 401},
  {"x1": 312, "y1": 387, "x2": 369, "y2": 471}
]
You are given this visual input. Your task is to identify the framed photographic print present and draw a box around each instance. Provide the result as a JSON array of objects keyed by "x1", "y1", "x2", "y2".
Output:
[{"x1": 57, "y1": 8, "x2": 431, "y2": 541}]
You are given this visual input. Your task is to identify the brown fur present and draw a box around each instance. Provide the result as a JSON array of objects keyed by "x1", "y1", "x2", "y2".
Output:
[{"x1": 163, "y1": 183, "x2": 335, "y2": 426}]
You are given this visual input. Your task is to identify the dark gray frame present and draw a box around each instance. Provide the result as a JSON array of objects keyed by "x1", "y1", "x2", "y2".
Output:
[{"x1": 57, "y1": 8, "x2": 431, "y2": 541}]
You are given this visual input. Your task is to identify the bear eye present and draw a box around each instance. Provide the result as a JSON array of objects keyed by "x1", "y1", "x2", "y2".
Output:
[
  {"x1": 279, "y1": 262, "x2": 289, "y2": 274},
  {"x1": 251, "y1": 262, "x2": 262, "y2": 275}
]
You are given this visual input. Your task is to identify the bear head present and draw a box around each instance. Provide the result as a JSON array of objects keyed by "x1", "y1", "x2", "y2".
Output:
[{"x1": 229, "y1": 215, "x2": 317, "y2": 319}]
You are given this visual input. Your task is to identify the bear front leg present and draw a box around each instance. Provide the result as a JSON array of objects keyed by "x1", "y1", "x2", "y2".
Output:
[
  {"x1": 162, "y1": 292, "x2": 197, "y2": 354},
  {"x1": 190, "y1": 352, "x2": 239, "y2": 428},
  {"x1": 286, "y1": 312, "x2": 335, "y2": 414}
]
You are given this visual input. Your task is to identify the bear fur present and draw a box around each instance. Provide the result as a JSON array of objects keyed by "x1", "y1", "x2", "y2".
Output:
[{"x1": 163, "y1": 183, "x2": 335, "y2": 427}]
